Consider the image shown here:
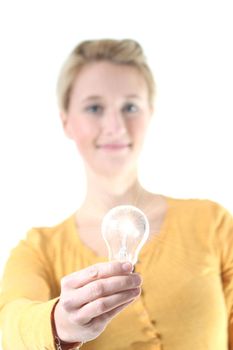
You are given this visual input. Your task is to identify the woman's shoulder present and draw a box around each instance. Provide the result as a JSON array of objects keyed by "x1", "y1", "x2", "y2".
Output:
[
  {"x1": 24, "y1": 213, "x2": 76, "y2": 246},
  {"x1": 165, "y1": 194, "x2": 230, "y2": 213},
  {"x1": 164, "y1": 195, "x2": 232, "y2": 230}
]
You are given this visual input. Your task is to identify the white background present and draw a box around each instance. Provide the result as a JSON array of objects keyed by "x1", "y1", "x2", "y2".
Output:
[{"x1": 0, "y1": 0, "x2": 232, "y2": 278}]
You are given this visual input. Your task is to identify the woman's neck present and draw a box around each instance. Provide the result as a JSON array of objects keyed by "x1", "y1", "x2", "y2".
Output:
[{"x1": 78, "y1": 170, "x2": 149, "y2": 220}]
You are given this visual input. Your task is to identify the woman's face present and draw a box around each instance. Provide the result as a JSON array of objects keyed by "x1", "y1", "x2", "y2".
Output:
[{"x1": 61, "y1": 61, "x2": 152, "y2": 177}]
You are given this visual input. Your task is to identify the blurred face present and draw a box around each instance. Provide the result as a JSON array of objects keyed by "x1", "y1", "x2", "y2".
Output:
[{"x1": 61, "y1": 61, "x2": 152, "y2": 177}]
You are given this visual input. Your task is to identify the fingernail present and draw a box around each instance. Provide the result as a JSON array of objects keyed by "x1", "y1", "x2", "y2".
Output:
[{"x1": 122, "y1": 262, "x2": 133, "y2": 272}]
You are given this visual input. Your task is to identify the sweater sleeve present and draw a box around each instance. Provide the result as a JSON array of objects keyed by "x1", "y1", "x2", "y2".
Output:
[
  {"x1": 0, "y1": 228, "x2": 60, "y2": 350},
  {"x1": 215, "y1": 204, "x2": 233, "y2": 350}
]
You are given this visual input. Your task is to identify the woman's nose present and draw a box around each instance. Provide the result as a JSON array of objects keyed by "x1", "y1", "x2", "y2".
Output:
[{"x1": 102, "y1": 111, "x2": 126, "y2": 136}]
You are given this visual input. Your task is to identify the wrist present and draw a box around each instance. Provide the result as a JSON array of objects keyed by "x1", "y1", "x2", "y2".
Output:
[{"x1": 51, "y1": 300, "x2": 83, "y2": 350}]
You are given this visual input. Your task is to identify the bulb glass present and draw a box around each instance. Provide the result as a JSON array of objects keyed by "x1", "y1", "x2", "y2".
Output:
[{"x1": 101, "y1": 205, "x2": 150, "y2": 265}]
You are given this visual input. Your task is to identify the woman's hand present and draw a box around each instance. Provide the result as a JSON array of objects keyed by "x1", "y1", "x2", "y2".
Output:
[{"x1": 54, "y1": 261, "x2": 142, "y2": 343}]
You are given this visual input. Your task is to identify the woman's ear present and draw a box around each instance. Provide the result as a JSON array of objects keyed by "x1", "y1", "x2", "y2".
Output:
[
  {"x1": 60, "y1": 112, "x2": 74, "y2": 139},
  {"x1": 149, "y1": 103, "x2": 154, "y2": 117}
]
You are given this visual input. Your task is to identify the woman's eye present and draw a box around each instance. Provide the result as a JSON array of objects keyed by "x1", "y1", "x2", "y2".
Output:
[
  {"x1": 123, "y1": 103, "x2": 139, "y2": 114},
  {"x1": 86, "y1": 105, "x2": 103, "y2": 114}
]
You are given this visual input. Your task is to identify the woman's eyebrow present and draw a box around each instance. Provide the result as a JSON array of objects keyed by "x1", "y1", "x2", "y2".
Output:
[
  {"x1": 81, "y1": 94, "x2": 142, "y2": 104},
  {"x1": 124, "y1": 94, "x2": 142, "y2": 100},
  {"x1": 81, "y1": 95, "x2": 102, "y2": 103}
]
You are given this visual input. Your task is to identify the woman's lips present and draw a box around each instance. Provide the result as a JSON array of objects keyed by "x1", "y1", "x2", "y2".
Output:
[{"x1": 97, "y1": 143, "x2": 131, "y2": 150}]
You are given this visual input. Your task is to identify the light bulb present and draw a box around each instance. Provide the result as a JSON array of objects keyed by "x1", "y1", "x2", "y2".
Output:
[{"x1": 101, "y1": 205, "x2": 150, "y2": 265}]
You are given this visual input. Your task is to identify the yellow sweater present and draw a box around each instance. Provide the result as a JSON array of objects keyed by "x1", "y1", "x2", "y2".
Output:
[{"x1": 1, "y1": 197, "x2": 233, "y2": 350}]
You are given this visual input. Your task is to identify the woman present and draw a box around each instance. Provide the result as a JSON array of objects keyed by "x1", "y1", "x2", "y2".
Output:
[{"x1": 0, "y1": 39, "x2": 233, "y2": 350}]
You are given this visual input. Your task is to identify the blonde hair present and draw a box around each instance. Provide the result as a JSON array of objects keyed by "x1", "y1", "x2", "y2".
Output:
[{"x1": 57, "y1": 39, "x2": 156, "y2": 112}]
